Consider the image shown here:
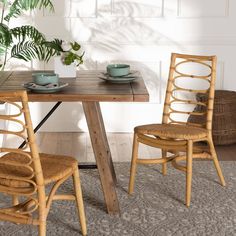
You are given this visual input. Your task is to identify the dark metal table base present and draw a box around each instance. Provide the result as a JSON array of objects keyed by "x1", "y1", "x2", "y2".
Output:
[
  {"x1": 18, "y1": 101, "x2": 97, "y2": 169},
  {"x1": 78, "y1": 164, "x2": 97, "y2": 169}
]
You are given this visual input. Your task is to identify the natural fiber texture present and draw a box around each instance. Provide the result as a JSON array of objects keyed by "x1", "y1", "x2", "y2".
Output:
[
  {"x1": 0, "y1": 162, "x2": 236, "y2": 236},
  {"x1": 188, "y1": 90, "x2": 236, "y2": 145},
  {"x1": 129, "y1": 53, "x2": 226, "y2": 207},
  {"x1": 0, "y1": 153, "x2": 78, "y2": 185},
  {"x1": 0, "y1": 91, "x2": 86, "y2": 236},
  {"x1": 135, "y1": 123, "x2": 208, "y2": 140}
]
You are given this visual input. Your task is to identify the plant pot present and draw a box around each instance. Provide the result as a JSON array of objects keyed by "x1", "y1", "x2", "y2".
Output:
[{"x1": 54, "y1": 56, "x2": 77, "y2": 78}]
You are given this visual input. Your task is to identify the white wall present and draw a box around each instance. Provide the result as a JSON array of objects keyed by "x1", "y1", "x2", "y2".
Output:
[
  {"x1": 9, "y1": 0, "x2": 236, "y2": 132},
  {"x1": 0, "y1": 104, "x2": 7, "y2": 149}
]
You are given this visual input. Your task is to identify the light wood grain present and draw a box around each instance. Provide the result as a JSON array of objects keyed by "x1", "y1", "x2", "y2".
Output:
[
  {"x1": 33, "y1": 132, "x2": 236, "y2": 161},
  {"x1": 128, "y1": 53, "x2": 226, "y2": 207},
  {"x1": 0, "y1": 69, "x2": 150, "y2": 215},
  {"x1": 0, "y1": 71, "x2": 12, "y2": 87},
  {"x1": 0, "y1": 91, "x2": 87, "y2": 236},
  {"x1": 0, "y1": 70, "x2": 149, "y2": 102},
  {"x1": 83, "y1": 101, "x2": 120, "y2": 214}
]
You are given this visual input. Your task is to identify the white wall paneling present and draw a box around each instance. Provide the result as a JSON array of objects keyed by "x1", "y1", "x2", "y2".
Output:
[
  {"x1": 0, "y1": 104, "x2": 7, "y2": 149},
  {"x1": 70, "y1": 0, "x2": 97, "y2": 18},
  {"x1": 216, "y1": 61, "x2": 224, "y2": 90},
  {"x1": 35, "y1": 18, "x2": 71, "y2": 38},
  {"x1": 45, "y1": 0, "x2": 98, "y2": 18},
  {"x1": 6, "y1": 0, "x2": 236, "y2": 132},
  {"x1": 177, "y1": 0, "x2": 229, "y2": 18},
  {"x1": 112, "y1": 0, "x2": 164, "y2": 17}
]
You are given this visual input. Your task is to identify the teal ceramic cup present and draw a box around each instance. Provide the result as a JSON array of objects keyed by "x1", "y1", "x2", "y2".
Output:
[
  {"x1": 32, "y1": 73, "x2": 59, "y2": 85},
  {"x1": 107, "y1": 64, "x2": 130, "y2": 77}
]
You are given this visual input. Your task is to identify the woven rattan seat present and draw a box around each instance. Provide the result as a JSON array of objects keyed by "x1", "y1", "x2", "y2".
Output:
[
  {"x1": 0, "y1": 91, "x2": 87, "y2": 236},
  {"x1": 0, "y1": 153, "x2": 78, "y2": 187},
  {"x1": 129, "y1": 53, "x2": 226, "y2": 208},
  {"x1": 135, "y1": 124, "x2": 208, "y2": 140}
]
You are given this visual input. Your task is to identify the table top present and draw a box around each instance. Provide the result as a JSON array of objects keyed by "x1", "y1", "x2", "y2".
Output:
[{"x1": 0, "y1": 70, "x2": 149, "y2": 102}]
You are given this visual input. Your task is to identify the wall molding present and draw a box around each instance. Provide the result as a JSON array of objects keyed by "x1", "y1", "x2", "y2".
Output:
[
  {"x1": 216, "y1": 61, "x2": 225, "y2": 90},
  {"x1": 44, "y1": 0, "x2": 98, "y2": 18},
  {"x1": 111, "y1": 0, "x2": 164, "y2": 18},
  {"x1": 177, "y1": 0, "x2": 229, "y2": 18},
  {"x1": 84, "y1": 36, "x2": 236, "y2": 46}
]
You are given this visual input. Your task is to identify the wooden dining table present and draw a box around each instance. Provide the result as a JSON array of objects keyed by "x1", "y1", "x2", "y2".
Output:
[{"x1": 0, "y1": 70, "x2": 149, "y2": 214}]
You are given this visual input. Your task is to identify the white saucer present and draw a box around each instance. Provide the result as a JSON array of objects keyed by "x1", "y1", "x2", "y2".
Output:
[
  {"x1": 99, "y1": 76, "x2": 138, "y2": 83},
  {"x1": 101, "y1": 71, "x2": 138, "y2": 78},
  {"x1": 99, "y1": 71, "x2": 139, "y2": 83}
]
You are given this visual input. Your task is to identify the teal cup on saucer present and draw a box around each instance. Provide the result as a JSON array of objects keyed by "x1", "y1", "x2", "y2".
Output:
[
  {"x1": 32, "y1": 73, "x2": 59, "y2": 85},
  {"x1": 106, "y1": 64, "x2": 130, "y2": 77}
]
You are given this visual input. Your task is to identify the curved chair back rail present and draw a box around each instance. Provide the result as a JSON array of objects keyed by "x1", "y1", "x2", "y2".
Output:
[
  {"x1": 0, "y1": 91, "x2": 87, "y2": 236},
  {"x1": 162, "y1": 53, "x2": 217, "y2": 133},
  {"x1": 129, "y1": 53, "x2": 226, "y2": 208}
]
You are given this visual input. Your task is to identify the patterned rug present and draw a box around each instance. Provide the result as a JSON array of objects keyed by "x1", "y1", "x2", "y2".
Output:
[{"x1": 0, "y1": 162, "x2": 236, "y2": 236}]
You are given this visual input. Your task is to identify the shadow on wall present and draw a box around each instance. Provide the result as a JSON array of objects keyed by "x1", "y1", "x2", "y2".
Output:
[
  {"x1": 31, "y1": 2, "x2": 85, "y2": 132},
  {"x1": 83, "y1": 1, "x2": 180, "y2": 103},
  {"x1": 84, "y1": 1, "x2": 180, "y2": 55},
  {"x1": 79, "y1": 1, "x2": 180, "y2": 103},
  {"x1": 13, "y1": 1, "x2": 181, "y2": 132}
]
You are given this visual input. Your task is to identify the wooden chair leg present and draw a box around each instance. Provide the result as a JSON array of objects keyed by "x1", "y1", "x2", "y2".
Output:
[
  {"x1": 186, "y1": 140, "x2": 193, "y2": 207},
  {"x1": 208, "y1": 138, "x2": 226, "y2": 186},
  {"x1": 39, "y1": 221, "x2": 46, "y2": 236},
  {"x1": 161, "y1": 150, "x2": 167, "y2": 175},
  {"x1": 12, "y1": 195, "x2": 19, "y2": 206},
  {"x1": 73, "y1": 169, "x2": 87, "y2": 236},
  {"x1": 128, "y1": 133, "x2": 139, "y2": 194}
]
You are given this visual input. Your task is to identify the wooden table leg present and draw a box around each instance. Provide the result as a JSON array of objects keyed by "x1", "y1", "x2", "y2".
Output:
[{"x1": 82, "y1": 101, "x2": 120, "y2": 214}]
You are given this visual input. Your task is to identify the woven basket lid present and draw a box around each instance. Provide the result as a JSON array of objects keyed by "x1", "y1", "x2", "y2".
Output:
[{"x1": 196, "y1": 90, "x2": 236, "y2": 103}]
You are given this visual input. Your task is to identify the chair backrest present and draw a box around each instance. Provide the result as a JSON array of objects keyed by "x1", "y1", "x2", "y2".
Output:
[
  {"x1": 162, "y1": 53, "x2": 217, "y2": 132},
  {"x1": 0, "y1": 90, "x2": 45, "y2": 224}
]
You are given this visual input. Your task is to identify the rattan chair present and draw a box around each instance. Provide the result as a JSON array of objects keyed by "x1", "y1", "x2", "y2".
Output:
[
  {"x1": 0, "y1": 91, "x2": 86, "y2": 235},
  {"x1": 128, "y1": 53, "x2": 226, "y2": 207}
]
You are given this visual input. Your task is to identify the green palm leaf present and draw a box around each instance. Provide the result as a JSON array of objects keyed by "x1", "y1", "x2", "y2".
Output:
[
  {"x1": 10, "y1": 39, "x2": 63, "y2": 62},
  {"x1": 4, "y1": 0, "x2": 54, "y2": 22},
  {"x1": 40, "y1": 38, "x2": 63, "y2": 61},
  {"x1": 10, "y1": 25, "x2": 46, "y2": 43},
  {"x1": 0, "y1": 46, "x2": 6, "y2": 57},
  {"x1": 42, "y1": 38, "x2": 63, "y2": 52},
  {"x1": 0, "y1": 23, "x2": 12, "y2": 47},
  {"x1": 11, "y1": 41, "x2": 39, "y2": 61}
]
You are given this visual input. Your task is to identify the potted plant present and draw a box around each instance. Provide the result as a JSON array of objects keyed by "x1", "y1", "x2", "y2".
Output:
[
  {"x1": 42, "y1": 39, "x2": 85, "y2": 77},
  {"x1": 0, "y1": 0, "x2": 84, "y2": 72},
  {"x1": 52, "y1": 40, "x2": 85, "y2": 77}
]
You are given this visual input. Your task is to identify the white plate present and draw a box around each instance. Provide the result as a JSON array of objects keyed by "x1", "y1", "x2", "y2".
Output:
[
  {"x1": 99, "y1": 72, "x2": 139, "y2": 83},
  {"x1": 101, "y1": 71, "x2": 138, "y2": 78},
  {"x1": 99, "y1": 76, "x2": 138, "y2": 83},
  {"x1": 23, "y1": 82, "x2": 68, "y2": 93}
]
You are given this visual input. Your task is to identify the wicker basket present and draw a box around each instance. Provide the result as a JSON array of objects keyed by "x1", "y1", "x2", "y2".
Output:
[{"x1": 188, "y1": 90, "x2": 236, "y2": 145}]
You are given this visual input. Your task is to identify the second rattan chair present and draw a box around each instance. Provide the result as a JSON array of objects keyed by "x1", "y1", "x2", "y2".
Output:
[
  {"x1": 128, "y1": 53, "x2": 226, "y2": 207},
  {"x1": 0, "y1": 91, "x2": 86, "y2": 236}
]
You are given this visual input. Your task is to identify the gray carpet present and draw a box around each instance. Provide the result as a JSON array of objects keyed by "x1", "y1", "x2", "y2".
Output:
[{"x1": 0, "y1": 162, "x2": 236, "y2": 236}]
